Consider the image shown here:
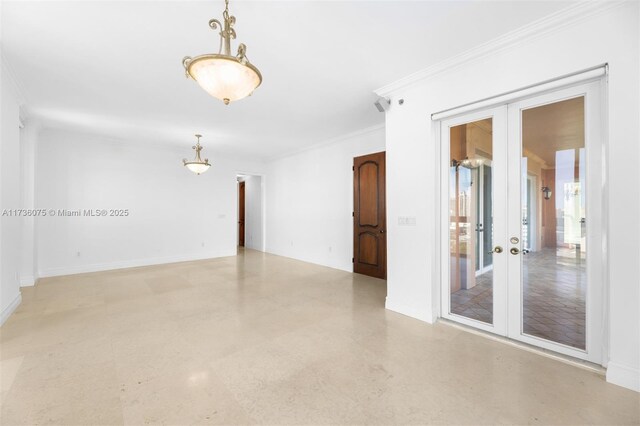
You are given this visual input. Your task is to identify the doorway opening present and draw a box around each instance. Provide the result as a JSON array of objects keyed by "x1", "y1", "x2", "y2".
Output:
[
  {"x1": 440, "y1": 80, "x2": 603, "y2": 363},
  {"x1": 237, "y1": 173, "x2": 264, "y2": 251}
]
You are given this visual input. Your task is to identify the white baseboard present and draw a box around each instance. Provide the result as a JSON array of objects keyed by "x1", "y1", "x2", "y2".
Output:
[
  {"x1": 263, "y1": 248, "x2": 352, "y2": 273},
  {"x1": 606, "y1": 361, "x2": 640, "y2": 392},
  {"x1": 19, "y1": 275, "x2": 36, "y2": 287},
  {"x1": 37, "y1": 250, "x2": 237, "y2": 278},
  {"x1": 1, "y1": 293, "x2": 22, "y2": 326},
  {"x1": 385, "y1": 297, "x2": 435, "y2": 324},
  {"x1": 244, "y1": 243, "x2": 264, "y2": 252}
]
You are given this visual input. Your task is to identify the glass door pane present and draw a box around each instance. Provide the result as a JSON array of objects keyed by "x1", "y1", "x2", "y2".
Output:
[
  {"x1": 448, "y1": 118, "x2": 494, "y2": 324},
  {"x1": 520, "y1": 96, "x2": 586, "y2": 349}
]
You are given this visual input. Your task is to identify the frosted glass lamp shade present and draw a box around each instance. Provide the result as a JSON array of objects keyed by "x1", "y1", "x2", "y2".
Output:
[
  {"x1": 186, "y1": 55, "x2": 262, "y2": 105},
  {"x1": 185, "y1": 162, "x2": 211, "y2": 175},
  {"x1": 183, "y1": 137, "x2": 211, "y2": 175}
]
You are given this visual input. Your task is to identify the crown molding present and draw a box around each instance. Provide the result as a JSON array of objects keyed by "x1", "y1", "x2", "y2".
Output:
[
  {"x1": 374, "y1": 1, "x2": 627, "y2": 97},
  {"x1": 267, "y1": 122, "x2": 385, "y2": 162},
  {"x1": 1, "y1": 49, "x2": 28, "y2": 106}
]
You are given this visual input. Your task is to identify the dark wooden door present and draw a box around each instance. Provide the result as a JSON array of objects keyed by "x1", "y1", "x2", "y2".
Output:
[
  {"x1": 238, "y1": 181, "x2": 245, "y2": 247},
  {"x1": 353, "y1": 151, "x2": 386, "y2": 279}
]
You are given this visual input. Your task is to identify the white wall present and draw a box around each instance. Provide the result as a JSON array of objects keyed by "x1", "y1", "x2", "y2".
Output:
[
  {"x1": 378, "y1": 2, "x2": 639, "y2": 391},
  {"x1": 35, "y1": 129, "x2": 264, "y2": 276},
  {"x1": 0, "y1": 61, "x2": 23, "y2": 323},
  {"x1": 244, "y1": 175, "x2": 264, "y2": 251},
  {"x1": 265, "y1": 125, "x2": 385, "y2": 272},
  {"x1": 19, "y1": 121, "x2": 38, "y2": 286}
]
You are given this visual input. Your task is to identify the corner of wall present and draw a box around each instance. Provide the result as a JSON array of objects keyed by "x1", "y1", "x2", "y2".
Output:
[
  {"x1": 606, "y1": 361, "x2": 640, "y2": 392},
  {"x1": 19, "y1": 275, "x2": 36, "y2": 287},
  {"x1": 0, "y1": 292, "x2": 21, "y2": 326},
  {"x1": 385, "y1": 297, "x2": 435, "y2": 324}
]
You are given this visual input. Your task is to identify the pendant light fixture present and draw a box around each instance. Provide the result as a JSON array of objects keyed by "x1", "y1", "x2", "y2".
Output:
[
  {"x1": 182, "y1": 0, "x2": 262, "y2": 105},
  {"x1": 183, "y1": 134, "x2": 211, "y2": 175}
]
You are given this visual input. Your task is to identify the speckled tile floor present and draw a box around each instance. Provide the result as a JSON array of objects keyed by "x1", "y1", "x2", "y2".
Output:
[{"x1": 1, "y1": 249, "x2": 638, "y2": 425}]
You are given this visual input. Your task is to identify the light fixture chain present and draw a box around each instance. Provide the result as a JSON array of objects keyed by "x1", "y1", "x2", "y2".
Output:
[{"x1": 223, "y1": 0, "x2": 230, "y2": 23}]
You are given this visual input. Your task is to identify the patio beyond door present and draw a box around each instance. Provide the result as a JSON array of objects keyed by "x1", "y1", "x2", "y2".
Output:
[{"x1": 441, "y1": 81, "x2": 603, "y2": 363}]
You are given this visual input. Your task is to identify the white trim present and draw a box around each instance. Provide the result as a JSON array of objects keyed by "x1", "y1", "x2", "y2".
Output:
[
  {"x1": 432, "y1": 122, "x2": 442, "y2": 319},
  {"x1": 385, "y1": 297, "x2": 435, "y2": 324},
  {"x1": 506, "y1": 81, "x2": 604, "y2": 364},
  {"x1": 374, "y1": 1, "x2": 624, "y2": 97},
  {"x1": 19, "y1": 275, "x2": 36, "y2": 287},
  {"x1": 439, "y1": 106, "x2": 509, "y2": 336},
  {"x1": 265, "y1": 248, "x2": 352, "y2": 274},
  {"x1": 606, "y1": 362, "x2": 640, "y2": 392},
  {"x1": 37, "y1": 250, "x2": 236, "y2": 278},
  {"x1": 1, "y1": 293, "x2": 22, "y2": 326},
  {"x1": 267, "y1": 123, "x2": 385, "y2": 162},
  {"x1": 431, "y1": 65, "x2": 606, "y2": 121},
  {"x1": 440, "y1": 319, "x2": 605, "y2": 375}
]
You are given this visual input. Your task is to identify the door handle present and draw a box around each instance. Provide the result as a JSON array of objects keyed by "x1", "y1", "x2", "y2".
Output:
[
  {"x1": 380, "y1": 230, "x2": 385, "y2": 233},
  {"x1": 489, "y1": 246, "x2": 503, "y2": 254},
  {"x1": 510, "y1": 247, "x2": 520, "y2": 255}
]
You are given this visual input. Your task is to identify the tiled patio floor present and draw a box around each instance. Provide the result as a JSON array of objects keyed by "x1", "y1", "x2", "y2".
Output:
[{"x1": 451, "y1": 248, "x2": 586, "y2": 349}]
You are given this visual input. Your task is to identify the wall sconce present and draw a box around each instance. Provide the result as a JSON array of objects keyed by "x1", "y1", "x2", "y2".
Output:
[
  {"x1": 451, "y1": 157, "x2": 484, "y2": 170},
  {"x1": 542, "y1": 186, "x2": 552, "y2": 200}
]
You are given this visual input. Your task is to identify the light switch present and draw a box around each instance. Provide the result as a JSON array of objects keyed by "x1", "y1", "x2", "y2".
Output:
[{"x1": 398, "y1": 216, "x2": 417, "y2": 226}]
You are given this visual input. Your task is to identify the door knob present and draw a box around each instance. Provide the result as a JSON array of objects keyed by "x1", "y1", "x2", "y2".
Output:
[
  {"x1": 510, "y1": 247, "x2": 520, "y2": 255},
  {"x1": 489, "y1": 246, "x2": 503, "y2": 254},
  {"x1": 380, "y1": 230, "x2": 385, "y2": 233}
]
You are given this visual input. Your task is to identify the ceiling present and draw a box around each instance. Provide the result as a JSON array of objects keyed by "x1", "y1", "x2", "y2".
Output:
[
  {"x1": 2, "y1": 1, "x2": 574, "y2": 160},
  {"x1": 523, "y1": 96, "x2": 584, "y2": 167}
]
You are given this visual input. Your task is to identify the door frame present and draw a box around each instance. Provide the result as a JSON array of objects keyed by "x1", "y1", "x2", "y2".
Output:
[
  {"x1": 236, "y1": 170, "x2": 267, "y2": 252},
  {"x1": 439, "y1": 106, "x2": 508, "y2": 336},
  {"x1": 436, "y1": 79, "x2": 606, "y2": 365},
  {"x1": 506, "y1": 81, "x2": 604, "y2": 363},
  {"x1": 523, "y1": 173, "x2": 538, "y2": 252},
  {"x1": 474, "y1": 162, "x2": 495, "y2": 276},
  {"x1": 238, "y1": 180, "x2": 245, "y2": 247},
  {"x1": 353, "y1": 151, "x2": 387, "y2": 279}
]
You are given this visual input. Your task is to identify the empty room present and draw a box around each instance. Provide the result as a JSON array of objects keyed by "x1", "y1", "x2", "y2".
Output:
[{"x1": 1, "y1": 0, "x2": 639, "y2": 425}]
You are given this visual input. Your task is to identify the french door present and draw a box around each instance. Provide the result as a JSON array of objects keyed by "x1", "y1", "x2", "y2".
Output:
[{"x1": 441, "y1": 81, "x2": 603, "y2": 363}]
